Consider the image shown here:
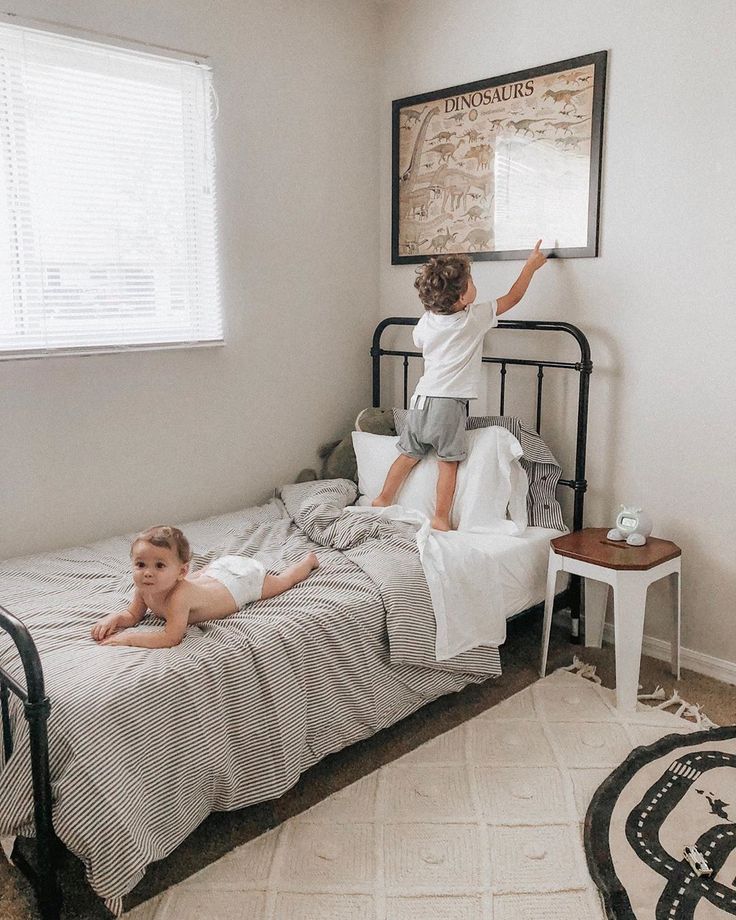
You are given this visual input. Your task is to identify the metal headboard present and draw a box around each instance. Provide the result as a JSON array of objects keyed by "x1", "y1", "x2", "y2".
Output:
[{"x1": 371, "y1": 316, "x2": 593, "y2": 640}]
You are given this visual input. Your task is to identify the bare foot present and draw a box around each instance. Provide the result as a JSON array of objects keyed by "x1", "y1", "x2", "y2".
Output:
[
  {"x1": 371, "y1": 496, "x2": 392, "y2": 507},
  {"x1": 431, "y1": 516, "x2": 453, "y2": 531},
  {"x1": 289, "y1": 552, "x2": 319, "y2": 584}
]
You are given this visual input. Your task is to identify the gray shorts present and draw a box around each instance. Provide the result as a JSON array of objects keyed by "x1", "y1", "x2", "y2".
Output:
[{"x1": 397, "y1": 396, "x2": 469, "y2": 461}]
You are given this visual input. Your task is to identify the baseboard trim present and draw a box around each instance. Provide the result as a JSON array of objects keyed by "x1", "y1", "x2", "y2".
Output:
[{"x1": 601, "y1": 623, "x2": 736, "y2": 687}]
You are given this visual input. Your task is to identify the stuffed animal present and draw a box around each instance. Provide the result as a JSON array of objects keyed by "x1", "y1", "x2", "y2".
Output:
[{"x1": 294, "y1": 407, "x2": 396, "y2": 483}]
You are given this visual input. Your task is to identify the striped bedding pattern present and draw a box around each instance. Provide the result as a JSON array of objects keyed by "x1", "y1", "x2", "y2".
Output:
[{"x1": 0, "y1": 479, "x2": 499, "y2": 911}]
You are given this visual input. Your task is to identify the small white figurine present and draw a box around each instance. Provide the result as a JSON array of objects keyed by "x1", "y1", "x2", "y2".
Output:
[{"x1": 607, "y1": 505, "x2": 653, "y2": 546}]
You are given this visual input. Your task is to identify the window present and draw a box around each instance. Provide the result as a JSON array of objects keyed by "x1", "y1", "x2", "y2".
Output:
[{"x1": 0, "y1": 19, "x2": 222, "y2": 358}]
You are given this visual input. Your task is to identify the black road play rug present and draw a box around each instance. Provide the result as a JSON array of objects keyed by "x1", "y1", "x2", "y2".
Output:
[{"x1": 585, "y1": 725, "x2": 736, "y2": 919}]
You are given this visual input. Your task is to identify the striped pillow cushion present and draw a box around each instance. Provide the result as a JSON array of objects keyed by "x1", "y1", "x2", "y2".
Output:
[{"x1": 393, "y1": 409, "x2": 566, "y2": 531}]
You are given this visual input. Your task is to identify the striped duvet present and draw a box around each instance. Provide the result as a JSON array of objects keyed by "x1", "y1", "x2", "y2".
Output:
[{"x1": 0, "y1": 479, "x2": 500, "y2": 909}]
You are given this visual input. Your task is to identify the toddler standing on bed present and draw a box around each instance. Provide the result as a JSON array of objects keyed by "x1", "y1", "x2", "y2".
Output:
[
  {"x1": 91, "y1": 525, "x2": 318, "y2": 648},
  {"x1": 372, "y1": 243, "x2": 548, "y2": 531}
]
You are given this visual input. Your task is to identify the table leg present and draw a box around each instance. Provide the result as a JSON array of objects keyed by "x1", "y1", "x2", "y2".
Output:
[
  {"x1": 612, "y1": 573, "x2": 649, "y2": 711},
  {"x1": 584, "y1": 579, "x2": 608, "y2": 648},
  {"x1": 670, "y1": 566, "x2": 681, "y2": 680},
  {"x1": 540, "y1": 550, "x2": 561, "y2": 677}
]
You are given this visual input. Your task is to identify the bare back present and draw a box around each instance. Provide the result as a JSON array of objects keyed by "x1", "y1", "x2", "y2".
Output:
[{"x1": 140, "y1": 573, "x2": 238, "y2": 625}]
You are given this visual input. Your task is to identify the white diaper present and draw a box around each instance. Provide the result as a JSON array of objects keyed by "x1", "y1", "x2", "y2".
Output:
[{"x1": 203, "y1": 555, "x2": 266, "y2": 608}]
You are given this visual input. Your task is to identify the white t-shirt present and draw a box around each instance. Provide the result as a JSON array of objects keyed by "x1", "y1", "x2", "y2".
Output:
[{"x1": 412, "y1": 300, "x2": 498, "y2": 400}]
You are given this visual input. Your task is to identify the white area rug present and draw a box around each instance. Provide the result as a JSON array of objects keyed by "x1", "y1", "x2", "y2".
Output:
[{"x1": 124, "y1": 667, "x2": 700, "y2": 920}]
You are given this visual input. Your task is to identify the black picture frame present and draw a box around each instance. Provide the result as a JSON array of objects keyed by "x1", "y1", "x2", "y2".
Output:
[{"x1": 391, "y1": 51, "x2": 607, "y2": 264}]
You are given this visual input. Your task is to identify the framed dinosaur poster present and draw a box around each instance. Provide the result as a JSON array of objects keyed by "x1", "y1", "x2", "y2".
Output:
[{"x1": 391, "y1": 51, "x2": 607, "y2": 263}]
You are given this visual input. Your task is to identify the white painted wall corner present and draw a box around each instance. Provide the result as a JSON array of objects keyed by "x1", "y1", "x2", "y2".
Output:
[{"x1": 602, "y1": 623, "x2": 736, "y2": 688}]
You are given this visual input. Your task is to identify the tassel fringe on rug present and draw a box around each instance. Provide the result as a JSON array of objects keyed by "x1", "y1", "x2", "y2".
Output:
[{"x1": 564, "y1": 655, "x2": 719, "y2": 728}]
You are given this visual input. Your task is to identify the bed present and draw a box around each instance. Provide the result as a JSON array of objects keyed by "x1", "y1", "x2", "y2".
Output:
[{"x1": 0, "y1": 316, "x2": 592, "y2": 919}]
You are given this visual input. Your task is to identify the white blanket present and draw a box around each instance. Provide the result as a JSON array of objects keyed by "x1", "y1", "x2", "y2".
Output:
[
  {"x1": 418, "y1": 525, "x2": 512, "y2": 658},
  {"x1": 350, "y1": 504, "x2": 528, "y2": 660}
]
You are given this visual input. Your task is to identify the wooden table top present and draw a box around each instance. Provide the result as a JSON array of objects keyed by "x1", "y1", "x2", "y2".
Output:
[{"x1": 551, "y1": 527, "x2": 681, "y2": 571}]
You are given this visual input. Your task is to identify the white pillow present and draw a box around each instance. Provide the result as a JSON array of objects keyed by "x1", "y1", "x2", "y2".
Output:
[
  {"x1": 453, "y1": 426, "x2": 528, "y2": 533},
  {"x1": 351, "y1": 431, "x2": 438, "y2": 519},
  {"x1": 351, "y1": 428, "x2": 527, "y2": 532}
]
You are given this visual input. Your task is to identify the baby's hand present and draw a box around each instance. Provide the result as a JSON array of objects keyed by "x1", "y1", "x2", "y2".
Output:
[
  {"x1": 91, "y1": 613, "x2": 123, "y2": 642},
  {"x1": 101, "y1": 633, "x2": 131, "y2": 647},
  {"x1": 526, "y1": 239, "x2": 547, "y2": 272}
]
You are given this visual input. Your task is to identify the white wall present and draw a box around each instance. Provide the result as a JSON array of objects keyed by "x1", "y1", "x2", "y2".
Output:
[
  {"x1": 0, "y1": 0, "x2": 381, "y2": 558},
  {"x1": 378, "y1": 0, "x2": 736, "y2": 665}
]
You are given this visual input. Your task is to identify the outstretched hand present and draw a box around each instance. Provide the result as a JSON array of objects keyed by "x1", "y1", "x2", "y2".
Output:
[
  {"x1": 526, "y1": 239, "x2": 548, "y2": 273},
  {"x1": 101, "y1": 633, "x2": 131, "y2": 647},
  {"x1": 496, "y1": 238, "x2": 549, "y2": 316},
  {"x1": 91, "y1": 613, "x2": 122, "y2": 642}
]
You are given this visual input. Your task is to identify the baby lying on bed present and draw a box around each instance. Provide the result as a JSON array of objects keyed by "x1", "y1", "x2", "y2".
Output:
[{"x1": 91, "y1": 525, "x2": 318, "y2": 648}]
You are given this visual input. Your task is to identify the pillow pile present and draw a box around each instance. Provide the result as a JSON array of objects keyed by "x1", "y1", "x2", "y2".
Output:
[
  {"x1": 466, "y1": 415, "x2": 565, "y2": 531},
  {"x1": 351, "y1": 426, "x2": 528, "y2": 533},
  {"x1": 393, "y1": 408, "x2": 566, "y2": 531}
]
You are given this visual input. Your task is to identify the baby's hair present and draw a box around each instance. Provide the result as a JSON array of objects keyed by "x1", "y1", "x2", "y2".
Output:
[
  {"x1": 132, "y1": 525, "x2": 191, "y2": 564},
  {"x1": 414, "y1": 254, "x2": 472, "y2": 315}
]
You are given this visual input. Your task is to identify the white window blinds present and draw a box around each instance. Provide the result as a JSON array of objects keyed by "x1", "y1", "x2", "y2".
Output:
[{"x1": 0, "y1": 21, "x2": 222, "y2": 357}]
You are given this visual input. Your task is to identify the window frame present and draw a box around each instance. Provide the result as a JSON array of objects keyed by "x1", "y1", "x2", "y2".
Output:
[{"x1": 0, "y1": 14, "x2": 224, "y2": 361}]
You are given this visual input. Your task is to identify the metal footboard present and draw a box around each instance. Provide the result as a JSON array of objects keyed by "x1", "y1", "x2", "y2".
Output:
[{"x1": 0, "y1": 604, "x2": 61, "y2": 919}]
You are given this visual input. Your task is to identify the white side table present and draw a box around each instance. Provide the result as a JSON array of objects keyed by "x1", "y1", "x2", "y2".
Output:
[{"x1": 540, "y1": 528, "x2": 681, "y2": 711}]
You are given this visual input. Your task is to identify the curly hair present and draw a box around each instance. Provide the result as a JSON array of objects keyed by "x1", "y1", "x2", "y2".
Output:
[
  {"x1": 132, "y1": 525, "x2": 191, "y2": 564},
  {"x1": 414, "y1": 254, "x2": 472, "y2": 315}
]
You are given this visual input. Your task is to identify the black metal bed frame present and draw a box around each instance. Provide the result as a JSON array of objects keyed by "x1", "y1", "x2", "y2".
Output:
[
  {"x1": 0, "y1": 605, "x2": 61, "y2": 919},
  {"x1": 0, "y1": 316, "x2": 591, "y2": 920},
  {"x1": 371, "y1": 316, "x2": 593, "y2": 637}
]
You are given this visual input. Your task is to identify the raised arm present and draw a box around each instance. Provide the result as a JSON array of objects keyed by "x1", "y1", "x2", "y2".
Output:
[
  {"x1": 496, "y1": 239, "x2": 548, "y2": 316},
  {"x1": 91, "y1": 590, "x2": 147, "y2": 641}
]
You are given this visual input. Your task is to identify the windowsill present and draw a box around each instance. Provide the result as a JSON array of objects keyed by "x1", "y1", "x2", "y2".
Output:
[{"x1": 0, "y1": 339, "x2": 226, "y2": 362}]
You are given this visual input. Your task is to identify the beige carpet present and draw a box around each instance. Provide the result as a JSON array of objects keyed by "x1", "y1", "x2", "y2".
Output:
[{"x1": 122, "y1": 666, "x2": 702, "y2": 920}]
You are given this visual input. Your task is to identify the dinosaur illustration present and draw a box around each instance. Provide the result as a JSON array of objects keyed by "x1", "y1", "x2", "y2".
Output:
[
  {"x1": 441, "y1": 174, "x2": 471, "y2": 212},
  {"x1": 461, "y1": 205, "x2": 486, "y2": 221},
  {"x1": 506, "y1": 118, "x2": 549, "y2": 137},
  {"x1": 402, "y1": 236, "x2": 429, "y2": 255},
  {"x1": 546, "y1": 116, "x2": 591, "y2": 135},
  {"x1": 399, "y1": 105, "x2": 440, "y2": 189},
  {"x1": 555, "y1": 135, "x2": 588, "y2": 150},
  {"x1": 427, "y1": 142, "x2": 458, "y2": 164},
  {"x1": 544, "y1": 120, "x2": 577, "y2": 136},
  {"x1": 542, "y1": 86, "x2": 592, "y2": 114},
  {"x1": 402, "y1": 108, "x2": 423, "y2": 126},
  {"x1": 460, "y1": 228, "x2": 492, "y2": 250},
  {"x1": 428, "y1": 130, "x2": 456, "y2": 143},
  {"x1": 461, "y1": 143, "x2": 492, "y2": 169},
  {"x1": 468, "y1": 173, "x2": 493, "y2": 198},
  {"x1": 429, "y1": 228, "x2": 457, "y2": 252},
  {"x1": 404, "y1": 185, "x2": 433, "y2": 219},
  {"x1": 559, "y1": 69, "x2": 592, "y2": 86},
  {"x1": 462, "y1": 128, "x2": 483, "y2": 143}
]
